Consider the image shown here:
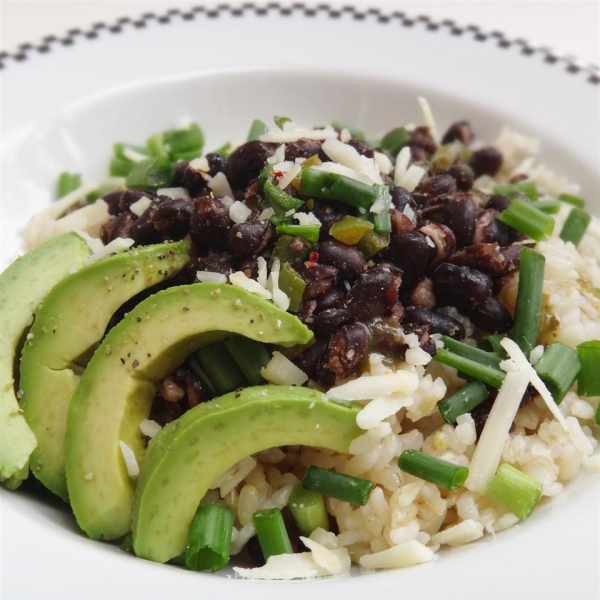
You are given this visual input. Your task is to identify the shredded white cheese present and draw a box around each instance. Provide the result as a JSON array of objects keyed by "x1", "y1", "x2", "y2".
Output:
[
  {"x1": 229, "y1": 271, "x2": 272, "y2": 299},
  {"x1": 418, "y1": 96, "x2": 440, "y2": 144},
  {"x1": 356, "y1": 394, "x2": 414, "y2": 430},
  {"x1": 139, "y1": 419, "x2": 162, "y2": 439},
  {"x1": 129, "y1": 196, "x2": 152, "y2": 216},
  {"x1": 259, "y1": 127, "x2": 338, "y2": 144},
  {"x1": 321, "y1": 137, "x2": 382, "y2": 184},
  {"x1": 258, "y1": 207, "x2": 275, "y2": 221},
  {"x1": 397, "y1": 164, "x2": 426, "y2": 193},
  {"x1": 261, "y1": 351, "x2": 308, "y2": 386},
  {"x1": 156, "y1": 187, "x2": 188, "y2": 200},
  {"x1": 196, "y1": 271, "x2": 228, "y2": 284},
  {"x1": 374, "y1": 151, "x2": 392, "y2": 175},
  {"x1": 267, "y1": 257, "x2": 290, "y2": 311},
  {"x1": 293, "y1": 212, "x2": 321, "y2": 227},
  {"x1": 122, "y1": 147, "x2": 148, "y2": 163},
  {"x1": 85, "y1": 237, "x2": 134, "y2": 265},
  {"x1": 327, "y1": 372, "x2": 420, "y2": 402},
  {"x1": 313, "y1": 162, "x2": 372, "y2": 186},
  {"x1": 189, "y1": 156, "x2": 209, "y2": 172},
  {"x1": 229, "y1": 201, "x2": 252, "y2": 224},
  {"x1": 278, "y1": 164, "x2": 302, "y2": 189},
  {"x1": 208, "y1": 172, "x2": 233, "y2": 197},
  {"x1": 358, "y1": 540, "x2": 433, "y2": 570},
  {"x1": 219, "y1": 195, "x2": 234, "y2": 208},
  {"x1": 465, "y1": 370, "x2": 530, "y2": 493},
  {"x1": 256, "y1": 256, "x2": 268, "y2": 289},
  {"x1": 119, "y1": 440, "x2": 139, "y2": 478},
  {"x1": 340, "y1": 128, "x2": 352, "y2": 143}
]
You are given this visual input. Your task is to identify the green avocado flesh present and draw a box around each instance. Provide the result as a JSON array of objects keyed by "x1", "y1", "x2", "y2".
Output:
[
  {"x1": 0, "y1": 233, "x2": 91, "y2": 484},
  {"x1": 133, "y1": 385, "x2": 362, "y2": 564},
  {"x1": 65, "y1": 283, "x2": 313, "y2": 541},
  {"x1": 19, "y1": 242, "x2": 190, "y2": 500}
]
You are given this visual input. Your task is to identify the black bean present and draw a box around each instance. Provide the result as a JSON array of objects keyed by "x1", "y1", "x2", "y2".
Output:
[
  {"x1": 284, "y1": 139, "x2": 325, "y2": 162},
  {"x1": 317, "y1": 240, "x2": 366, "y2": 279},
  {"x1": 297, "y1": 299, "x2": 317, "y2": 324},
  {"x1": 409, "y1": 126, "x2": 437, "y2": 159},
  {"x1": 390, "y1": 186, "x2": 418, "y2": 212},
  {"x1": 316, "y1": 323, "x2": 370, "y2": 386},
  {"x1": 370, "y1": 317, "x2": 406, "y2": 356},
  {"x1": 469, "y1": 146, "x2": 503, "y2": 177},
  {"x1": 386, "y1": 231, "x2": 436, "y2": 282},
  {"x1": 312, "y1": 203, "x2": 347, "y2": 239},
  {"x1": 313, "y1": 308, "x2": 350, "y2": 335},
  {"x1": 205, "y1": 153, "x2": 226, "y2": 176},
  {"x1": 422, "y1": 196, "x2": 477, "y2": 247},
  {"x1": 189, "y1": 197, "x2": 233, "y2": 251},
  {"x1": 171, "y1": 161, "x2": 189, "y2": 188},
  {"x1": 152, "y1": 198, "x2": 194, "y2": 239},
  {"x1": 403, "y1": 306, "x2": 465, "y2": 340},
  {"x1": 314, "y1": 287, "x2": 345, "y2": 313},
  {"x1": 464, "y1": 294, "x2": 513, "y2": 333},
  {"x1": 101, "y1": 212, "x2": 136, "y2": 244},
  {"x1": 346, "y1": 137, "x2": 374, "y2": 158},
  {"x1": 228, "y1": 220, "x2": 273, "y2": 258},
  {"x1": 195, "y1": 251, "x2": 235, "y2": 277},
  {"x1": 449, "y1": 242, "x2": 524, "y2": 278},
  {"x1": 120, "y1": 189, "x2": 154, "y2": 214},
  {"x1": 441, "y1": 121, "x2": 474, "y2": 145},
  {"x1": 446, "y1": 164, "x2": 475, "y2": 191},
  {"x1": 129, "y1": 201, "x2": 163, "y2": 245},
  {"x1": 405, "y1": 278, "x2": 436, "y2": 309},
  {"x1": 391, "y1": 209, "x2": 417, "y2": 235},
  {"x1": 473, "y1": 208, "x2": 510, "y2": 245},
  {"x1": 345, "y1": 265, "x2": 401, "y2": 322},
  {"x1": 183, "y1": 166, "x2": 210, "y2": 198},
  {"x1": 239, "y1": 257, "x2": 259, "y2": 280},
  {"x1": 419, "y1": 222, "x2": 456, "y2": 267},
  {"x1": 420, "y1": 174, "x2": 457, "y2": 197},
  {"x1": 433, "y1": 263, "x2": 493, "y2": 310},
  {"x1": 293, "y1": 337, "x2": 330, "y2": 381},
  {"x1": 225, "y1": 141, "x2": 277, "y2": 190},
  {"x1": 486, "y1": 194, "x2": 512, "y2": 213},
  {"x1": 296, "y1": 264, "x2": 339, "y2": 300},
  {"x1": 401, "y1": 322, "x2": 438, "y2": 357},
  {"x1": 101, "y1": 190, "x2": 126, "y2": 216}
]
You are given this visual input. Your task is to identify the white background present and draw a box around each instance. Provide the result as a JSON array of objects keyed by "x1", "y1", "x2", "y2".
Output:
[{"x1": 1, "y1": 0, "x2": 599, "y2": 64}]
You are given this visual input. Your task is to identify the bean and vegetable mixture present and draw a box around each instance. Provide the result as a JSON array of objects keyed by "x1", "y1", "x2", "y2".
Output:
[{"x1": 2, "y1": 101, "x2": 600, "y2": 579}]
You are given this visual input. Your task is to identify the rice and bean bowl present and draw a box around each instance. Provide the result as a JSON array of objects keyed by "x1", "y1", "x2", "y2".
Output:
[{"x1": 1, "y1": 98, "x2": 599, "y2": 579}]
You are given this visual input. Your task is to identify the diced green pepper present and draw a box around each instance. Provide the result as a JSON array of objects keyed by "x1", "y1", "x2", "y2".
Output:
[{"x1": 278, "y1": 265, "x2": 306, "y2": 313}]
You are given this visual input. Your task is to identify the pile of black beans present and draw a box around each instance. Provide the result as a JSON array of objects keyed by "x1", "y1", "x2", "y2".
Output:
[{"x1": 99, "y1": 120, "x2": 525, "y2": 390}]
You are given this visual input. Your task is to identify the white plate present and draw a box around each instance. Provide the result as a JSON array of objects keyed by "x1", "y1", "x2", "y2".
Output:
[{"x1": 1, "y1": 5, "x2": 599, "y2": 599}]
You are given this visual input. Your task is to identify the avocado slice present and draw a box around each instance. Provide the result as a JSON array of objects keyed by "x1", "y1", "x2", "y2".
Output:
[
  {"x1": 132, "y1": 384, "x2": 361, "y2": 563},
  {"x1": 65, "y1": 283, "x2": 313, "y2": 541},
  {"x1": 0, "y1": 233, "x2": 91, "y2": 485},
  {"x1": 19, "y1": 241, "x2": 190, "y2": 500}
]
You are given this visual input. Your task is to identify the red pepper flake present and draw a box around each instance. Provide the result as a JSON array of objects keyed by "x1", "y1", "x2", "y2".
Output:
[{"x1": 271, "y1": 170, "x2": 284, "y2": 178}]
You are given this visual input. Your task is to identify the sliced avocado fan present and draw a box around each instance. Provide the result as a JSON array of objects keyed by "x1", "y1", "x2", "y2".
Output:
[
  {"x1": 132, "y1": 384, "x2": 361, "y2": 563},
  {"x1": 65, "y1": 283, "x2": 313, "y2": 541},
  {"x1": 20, "y1": 241, "x2": 190, "y2": 501},
  {"x1": 0, "y1": 233, "x2": 92, "y2": 486}
]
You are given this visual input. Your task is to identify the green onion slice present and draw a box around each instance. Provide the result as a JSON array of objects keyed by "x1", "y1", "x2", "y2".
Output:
[
  {"x1": 558, "y1": 193, "x2": 585, "y2": 208},
  {"x1": 577, "y1": 340, "x2": 600, "y2": 397},
  {"x1": 398, "y1": 449, "x2": 469, "y2": 491},
  {"x1": 380, "y1": 127, "x2": 410, "y2": 156},
  {"x1": 185, "y1": 503, "x2": 234, "y2": 572},
  {"x1": 299, "y1": 168, "x2": 378, "y2": 209},
  {"x1": 253, "y1": 508, "x2": 293, "y2": 560},
  {"x1": 247, "y1": 119, "x2": 269, "y2": 141},
  {"x1": 194, "y1": 342, "x2": 247, "y2": 395},
  {"x1": 125, "y1": 156, "x2": 174, "y2": 190},
  {"x1": 56, "y1": 172, "x2": 82, "y2": 199},
  {"x1": 498, "y1": 198, "x2": 554, "y2": 241},
  {"x1": 276, "y1": 224, "x2": 320, "y2": 243},
  {"x1": 289, "y1": 485, "x2": 329, "y2": 536},
  {"x1": 493, "y1": 181, "x2": 539, "y2": 202},
  {"x1": 224, "y1": 336, "x2": 270, "y2": 387},
  {"x1": 438, "y1": 381, "x2": 490, "y2": 424},
  {"x1": 434, "y1": 348, "x2": 506, "y2": 389},
  {"x1": 302, "y1": 465, "x2": 375, "y2": 506},
  {"x1": 559, "y1": 208, "x2": 591, "y2": 247},
  {"x1": 484, "y1": 464, "x2": 542, "y2": 520},
  {"x1": 441, "y1": 336, "x2": 504, "y2": 370},
  {"x1": 534, "y1": 342, "x2": 581, "y2": 404}
]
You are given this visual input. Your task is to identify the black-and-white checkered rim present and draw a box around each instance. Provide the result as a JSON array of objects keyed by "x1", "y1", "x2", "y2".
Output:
[{"x1": 1, "y1": 2, "x2": 598, "y2": 84}]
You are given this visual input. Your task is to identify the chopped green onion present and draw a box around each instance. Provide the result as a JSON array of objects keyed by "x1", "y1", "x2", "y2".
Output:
[
  {"x1": 533, "y1": 199, "x2": 561, "y2": 214},
  {"x1": 596, "y1": 403, "x2": 600, "y2": 427},
  {"x1": 113, "y1": 143, "x2": 150, "y2": 161},
  {"x1": 146, "y1": 133, "x2": 169, "y2": 157},
  {"x1": 513, "y1": 247, "x2": 545, "y2": 356},
  {"x1": 299, "y1": 168, "x2": 378, "y2": 209},
  {"x1": 329, "y1": 215, "x2": 374, "y2": 245},
  {"x1": 398, "y1": 449, "x2": 469, "y2": 491},
  {"x1": 331, "y1": 121, "x2": 365, "y2": 140},
  {"x1": 109, "y1": 157, "x2": 134, "y2": 177},
  {"x1": 368, "y1": 185, "x2": 392, "y2": 233},
  {"x1": 356, "y1": 230, "x2": 390, "y2": 258},
  {"x1": 278, "y1": 265, "x2": 306, "y2": 313},
  {"x1": 559, "y1": 208, "x2": 591, "y2": 247},
  {"x1": 438, "y1": 381, "x2": 490, "y2": 424},
  {"x1": 168, "y1": 553, "x2": 186, "y2": 566},
  {"x1": 164, "y1": 123, "x2": 204, "y2": 156},
  {"x1": 441, "y1": 336, "x2": 503, "y2": 370},
  {"x1": 484, "y1": 464, "x2": 542, "y2": 520},
  {"x1": 253, "y1": 508, "x2": 293, "y2": 560},
  {"x1": 434, "y1": 348, "x2": 506, "y2": 389},
  {"x1": 86, "y1": 188, "x2": 112, "y2": 204},
  {"x1": 257, "y1": 161, "x2": 273, "y2": 190},
  {"x1": 302, "y1": 465, "x2": 375, "y2": 506},
  {"x1": 185, "y1": 503, "x2": 234, "y2": 572},
  {"x1": 477, "y1": 333, "x2": 508, "y2": 355},
  {"x1": 224, "y1": 336, "x2": 270, "y2": 386},
  {"x1": 247, "y1": 119, "x2": 269, "y2": 141},
  {"x1": 534, "y1": 342, "x2": 581, "y2": 404},
  {"x1": 125, "y1": 156, "x2": 174, "y2": 190},
  {"x1": 264, "y1": 180, "x2": 304, "y2": 212},
  {"x1": 56, "y1": 172, "x2": 82, "y2": 199},
  {"x1": 558, "y1": 193, "x2": 585, "y2": 208},
  {"x1": 274, "y1": 115, "x2": 291, "y2": 129},
  {"x1": 380, "y1": 126, "x2": 410, "y2": 156},
  {"x1": 188, "y1": 356, "x2": 217, "y2": 396},
  {"x1": 498, "y1": 198, "x2": 554, "y2": 241},
  {"x1": 493, "y1": 181, "x2": 539, "y2": 202},
  {"x1": 276, "y1": 224, "x2": 320, "y2": 243},
  {"x1": 576, "y1": 340, "x2": 600, "y2": 397},
  {"x1": 170, "y1": 148, "x2": 202, "y2": 162},
  {"x1": 194, "y1": 342, "x2": 247, "y2": 395},
  {"x1": 211, "y1": 142, "x2": 231, "y2": 158},
  {"x1": 289, "y1": 485, "x2": 329, "y2": 536}
]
